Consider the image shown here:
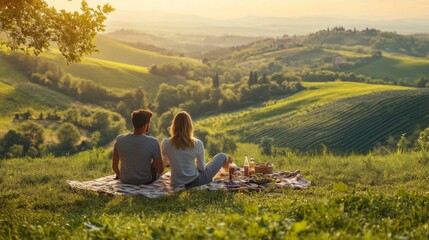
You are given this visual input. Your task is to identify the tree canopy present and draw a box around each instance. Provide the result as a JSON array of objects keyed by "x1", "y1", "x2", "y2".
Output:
[{"x1": 0, "y1": 0, "x2": 114, "y2": 63}]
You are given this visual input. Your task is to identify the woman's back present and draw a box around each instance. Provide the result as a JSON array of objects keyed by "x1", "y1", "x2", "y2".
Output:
[{"x1": 161, "y1": 138, "x2": 205, "y2": 185}]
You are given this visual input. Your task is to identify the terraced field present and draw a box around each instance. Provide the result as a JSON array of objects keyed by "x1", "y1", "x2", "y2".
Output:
[{"x1": 197, "y1": 82, "x2": 429, "y2": 153}]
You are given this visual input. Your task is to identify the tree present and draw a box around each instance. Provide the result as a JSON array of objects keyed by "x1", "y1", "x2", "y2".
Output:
[
  {"x1": 0, "y1": 0, "x2": 114, "y2": 63},
  {"x1": 260, "y1": 73, "x2": 269, "y2": 84},
  {"x1": 222, "y1": 136, "x2": 237, "y2": 154},
  {"x1": 154, "y1": 84, "x2": 183, "y2": 114},
  {"x1": 57, "y1": 123, "x2": 81, "y2": 150},
  {"x1": 259, "y1": 137, "x2": 274, "y2": 155},
  {"x1": 418, "y1": 127, "x2": 429, "y2": 152},
  {"x1": 207, "y1": 137, "x2": 222, "y2": 157},
  {"x1": 2, "y1": 130, "x2": 23, "y2": 150},
  {"x1": 212, "y1": 73, "x2": 220, "y2": 88},
  {"x1": 92, "y1": 111, "x2": 111, "y2": 131},
  {"x1": 416, "y1": 77, "x2": 429, "y2": 88},
  {"x1": 157, "y1": 108, "x2": 182, "y2": 137},
  {"x1": 27, "y1": 146, "x2": 39, "y2": 158},
  {"x1": 7, "y1": 144, "x2": 24, "y2": 158},
  {"x1": 253, "y1": 72, "x2": 258, "y2": 84},
  {"x1": 248, "y1": 71, "x2": 254, "y2": 87},
  {"x1": 19, "y1": 122, "x2": 45, "y2": 151}
]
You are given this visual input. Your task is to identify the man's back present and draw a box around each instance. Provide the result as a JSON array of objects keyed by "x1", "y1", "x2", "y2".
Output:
[{"x1": 114, "y1": 133, "x2": 161, "y2": 185}]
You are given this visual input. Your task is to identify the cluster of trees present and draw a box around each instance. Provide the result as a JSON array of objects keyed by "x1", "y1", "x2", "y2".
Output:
[
  {"x1": 275, "y1": 70, "x2": 373, "y2": 83},
  {"x1": 194, "y1": 129, "x2": 238, "y2": 157},
  {"x1": 152, "y1": 72, "x2": 304, "y2": 138},
  {"x1": 306, "y1": 27, "x2": 429, "y2": 57},
  {"x1": 372, "y1": 32, "x2": 429, "y2": 57},
  {"x1": 1, "y1": 107, "x2": 126, "y2": 159},
  {"x1": 248, "y1": 72, "x2": 270, "y2": 86},
  {"x1": 416, "y1": 77, "x2": 429, "y2": 88},
  {"x1": 149, "y1": 62, "x2": 210, "y2": 80},
  {"x1": 274, "y1": 69, "x2": 429, "y2": 87},
  {"x1": 14, "y1": 109, "x2": 62, "y2": 122},
  {"x1": 153, "y1": 74, "x2": 304, "y2": 131},
  {"x1": 61, "y1": 107, "x2": 126, "y2": 146},
  {"x1": 0, "y1": 122, "x2": 45, "y2": 158},
  {"x1": 330, "y1": 51, "x2": 383, "y2": 70}
]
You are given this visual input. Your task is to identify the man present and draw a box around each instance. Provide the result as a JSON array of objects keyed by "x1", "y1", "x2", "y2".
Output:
[{"x1": 112, "y1": 109, "x2": 164, "y2": 185}]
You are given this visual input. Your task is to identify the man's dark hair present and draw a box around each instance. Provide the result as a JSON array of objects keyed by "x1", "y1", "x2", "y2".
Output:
[{"x1": 132, "y1": 109, "x2": 153, "y2": 129}]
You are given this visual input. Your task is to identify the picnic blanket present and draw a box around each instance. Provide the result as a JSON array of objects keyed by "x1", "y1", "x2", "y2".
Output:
[{"x1": 67, "y1": 171, "x2": 311, "y2": 198}]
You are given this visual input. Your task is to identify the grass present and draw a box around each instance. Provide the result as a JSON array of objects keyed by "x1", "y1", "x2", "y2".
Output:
[
  {"x1": 38, "y1": 36, "x2": 200, "y2": 98},
  {"x1": 348, "y1": 52, "x2": 429, "y2": 82},
  {"x1": 0, "y1": 58, "x2": 74, "y2": 120},
  {"x1": 197, "y1": 82, "x2": 428, "y2": 153},
  {"x1": 41, "y1": 48, "x2": 187, "y2": 98},
  {"x1": 90, "y1": 36, "x2": 201, "y2": 67},
  {"x1": 1, "y1": 146, "x2": 429, "y2": 239}
]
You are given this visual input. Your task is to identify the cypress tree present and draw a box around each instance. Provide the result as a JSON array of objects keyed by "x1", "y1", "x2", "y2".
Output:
[
  {"x1": 248, "y1": 71, "x2": 254, "y2": 87},
  {"x1": 212, "y1": 73, "x2": 220, "y2": 88},
  {"x1": 253, "y1": 72, "x2": 258, "y2": 84}
]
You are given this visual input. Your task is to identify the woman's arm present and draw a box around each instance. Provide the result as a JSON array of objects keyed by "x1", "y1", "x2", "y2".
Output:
[
  {"x1": 160, "y1": 139, "x2": 170, "y2": 167},
  {"x1": 196, "y1": 140, "x2": 205, "y2": 171}
]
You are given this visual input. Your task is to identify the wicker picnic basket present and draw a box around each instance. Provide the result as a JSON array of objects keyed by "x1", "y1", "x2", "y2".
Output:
[{"x1": 255, "y1": 163, "x2": 274, "y2": 174}]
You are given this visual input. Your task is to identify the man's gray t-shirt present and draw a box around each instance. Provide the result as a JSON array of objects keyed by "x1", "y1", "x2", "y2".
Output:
[{"x1": 114, "y1": 134, "x2": 161, "y2": 185}]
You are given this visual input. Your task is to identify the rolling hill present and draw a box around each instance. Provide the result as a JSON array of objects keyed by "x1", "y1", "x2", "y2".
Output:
[
  {"x1": 0, "y1": 58, "x2": 75, "y2": 119},
  {"x1": 4, "y1": 35, "x2": 205, "y2": 98},
  {"x1": 197, "y1": 82, "x2": 429, "y2": 153},
  {"x1": 0, "y1": 57, "x2": 78, "y2": 137},
  {"x1": 88, "y1": 36, "x2": 201, "y2": 67},
  {"x1": 349, "y1": 52, "x2": 429, "y2": 82}
]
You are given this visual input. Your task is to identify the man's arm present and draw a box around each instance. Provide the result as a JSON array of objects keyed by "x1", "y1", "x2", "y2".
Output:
[
  {"x1": 153, "y1": 141, "x2": 164, "y2": 174},
  {"x1": 112, "y1": 145, "x2": 120, "y2": 178},
  {"x1": 152, "y1": 157, "x2": 164, "y2": 174}
]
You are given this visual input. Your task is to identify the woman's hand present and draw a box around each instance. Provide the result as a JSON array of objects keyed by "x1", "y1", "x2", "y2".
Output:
[{"x1": 222, "y1": 156, "x2": 234, "y2": 169}]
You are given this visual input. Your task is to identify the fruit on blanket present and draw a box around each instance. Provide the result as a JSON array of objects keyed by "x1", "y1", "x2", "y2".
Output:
[{"x1": 251, "y1": 173, "x2": 271, "y2": 184}]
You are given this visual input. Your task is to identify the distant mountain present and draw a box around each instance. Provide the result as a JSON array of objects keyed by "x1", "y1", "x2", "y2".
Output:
[
  {"x1": 105, "y1": 10, "x2": 429, "y2": 37},
  {"x1": 102, "y1": 29, "x2": 264, "y2": 57}
]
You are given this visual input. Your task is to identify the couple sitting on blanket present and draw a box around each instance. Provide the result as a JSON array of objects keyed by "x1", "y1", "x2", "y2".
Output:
[{"x1": 112, "y1": 109, "x2": 233, "y2": 188}]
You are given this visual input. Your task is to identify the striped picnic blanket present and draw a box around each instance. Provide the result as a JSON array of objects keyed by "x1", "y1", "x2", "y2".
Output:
[{"x1": 67, "y1": 171, "x2": 311, "y2": 198}]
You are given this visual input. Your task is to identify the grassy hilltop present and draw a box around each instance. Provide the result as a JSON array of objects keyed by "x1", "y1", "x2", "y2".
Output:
[{"x1": 1, "y1": 149, "x2": 429, "y2": 239}]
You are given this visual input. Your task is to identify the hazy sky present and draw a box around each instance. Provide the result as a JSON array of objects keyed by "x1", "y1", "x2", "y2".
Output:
[{"x1": 45, "y1": 0, "x2": 429, "y2": 20}]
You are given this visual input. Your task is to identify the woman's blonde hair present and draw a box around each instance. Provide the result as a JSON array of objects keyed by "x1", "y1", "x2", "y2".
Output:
[{"x1": 169, "y1": 111, "x2": 195, "y2": 149}]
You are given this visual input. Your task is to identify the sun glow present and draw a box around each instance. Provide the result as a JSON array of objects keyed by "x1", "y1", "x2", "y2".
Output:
[{"x1": 45, "y1": 0, "x2": 429, "y2": 20}]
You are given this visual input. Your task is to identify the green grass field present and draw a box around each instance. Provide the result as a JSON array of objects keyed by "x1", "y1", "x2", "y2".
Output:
[
  {"x1": 197, "y1": 82, "x2": 428, "y2": 153},
  {"x1": 90, "y1": 36, "x2": 201, "y2": 67},
  {"x1": 40, "y1": 43, "x2": 191, "y2": 97},
  {"x1": 1, "y1": 147, "x2": 429, "y2": 239},
  {"x1": 0, "y1": 58, "x2": 74, "y2": 120},
  {"x1": 350, "y1": 53, "x2": 429, "y2": 82}
]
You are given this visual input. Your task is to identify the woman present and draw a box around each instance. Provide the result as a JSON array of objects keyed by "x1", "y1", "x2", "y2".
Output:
[{"x1": 161, "y1": 111, "x2": 232, "y2": 188}]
